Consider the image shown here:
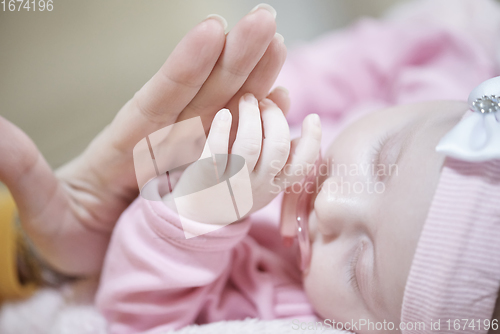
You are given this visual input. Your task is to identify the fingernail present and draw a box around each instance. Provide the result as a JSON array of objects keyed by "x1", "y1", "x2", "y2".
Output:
[
  {"x1": 274, "y1": 32, "x2": 284, "y2": 44},
  {"x1": 243, "y1": 93, "x2": 258, "y2": 106},
  {"x1": 206, "y1": 14, "x2": 228, "y2": 30},
  {"x1": 310, "y1": 114, "x2": 321, "y2": 127},
  {"x1": 216, "y1": 108, "x2": 231, "y2": 122},
  {"x1": 250, "y1": 3, "x2": 277, "y2": 19},
  {"x1": 274, "y1": 86, "x2": 289, "y2": 96}
]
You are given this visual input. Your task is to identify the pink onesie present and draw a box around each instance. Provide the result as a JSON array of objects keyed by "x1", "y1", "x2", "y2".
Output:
[{"x1": 96, "y1": 2, "x2": 500, "y2": 332}]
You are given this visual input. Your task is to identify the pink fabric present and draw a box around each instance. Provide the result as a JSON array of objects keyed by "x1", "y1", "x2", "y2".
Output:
[
  {"x1": 279, "y1": 17, "x2": 497, "y2": 128},
  {"x1": 401, "y1": 159, "x2": 500, "y2": 333},
  {"x1": 96, "y1": 1, "x2": 500, "y2": 333},
  {"x1": 96, "y1": 197, "x2": 318, "y2": 334}
]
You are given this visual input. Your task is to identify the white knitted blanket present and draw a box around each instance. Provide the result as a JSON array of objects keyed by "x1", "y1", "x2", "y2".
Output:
[{"x1": 0, "y1": 279, "x2": 347, "y2": 334}]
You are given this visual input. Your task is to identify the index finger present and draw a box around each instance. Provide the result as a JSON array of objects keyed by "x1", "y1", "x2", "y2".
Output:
[{"x1": 109, "y1": 16, "x2": 227, "y2": 153}]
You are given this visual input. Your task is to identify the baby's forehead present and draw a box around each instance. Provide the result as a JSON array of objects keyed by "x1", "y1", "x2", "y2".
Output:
[{"x1": 326, "y1": 100, "x2": 468, "y2": 139}]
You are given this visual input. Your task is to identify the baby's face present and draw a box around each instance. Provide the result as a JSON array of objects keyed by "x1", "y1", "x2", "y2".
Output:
[{"x1": 303, "y1": 101, "x2": 467, "y2": 332}]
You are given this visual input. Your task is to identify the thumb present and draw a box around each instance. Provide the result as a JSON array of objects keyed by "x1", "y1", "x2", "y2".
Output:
[{"x1": 0, "y1": 116, "x2": 60, "y2": 223}]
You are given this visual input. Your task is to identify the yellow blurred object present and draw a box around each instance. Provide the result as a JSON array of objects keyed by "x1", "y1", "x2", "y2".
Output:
[{"x1": 0, "y1": 189, "x2": 36, "y2": 301}]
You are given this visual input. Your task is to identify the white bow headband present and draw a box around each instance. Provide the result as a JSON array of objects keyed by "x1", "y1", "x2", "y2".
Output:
[{"x1": 436, "y1": 76, "x2": 500, "y2": 162}]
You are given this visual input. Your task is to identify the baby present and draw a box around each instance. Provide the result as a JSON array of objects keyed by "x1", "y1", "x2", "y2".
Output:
[{"x1": 96, "y1": 1, "x2": 500, "y2": 333}]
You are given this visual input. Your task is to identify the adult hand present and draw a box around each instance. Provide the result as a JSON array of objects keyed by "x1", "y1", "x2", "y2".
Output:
[{"x1": 0, "y1": 4, "x2": 288, "y2": 276}]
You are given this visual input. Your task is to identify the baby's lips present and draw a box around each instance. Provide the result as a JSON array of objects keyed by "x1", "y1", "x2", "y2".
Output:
[
  {"x1": 279, "y1": 192, "x2": 299, "y2": 240},
  {"x1": 282, "y1": 236, "x2": 294, "y2": 248},
  {"x1": 307, "y1": 211, "x2": 318, "y2": 245}
]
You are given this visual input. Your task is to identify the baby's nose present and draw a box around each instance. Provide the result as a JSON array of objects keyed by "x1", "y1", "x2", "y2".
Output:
[{"x1": 313, "y1": 177, "x2": 362, "y2": 238}]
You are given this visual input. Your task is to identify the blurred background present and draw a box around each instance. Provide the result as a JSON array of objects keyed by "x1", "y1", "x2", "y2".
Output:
[{"x1": 1, "y1": 0, "x2": 407, "y2": 168}]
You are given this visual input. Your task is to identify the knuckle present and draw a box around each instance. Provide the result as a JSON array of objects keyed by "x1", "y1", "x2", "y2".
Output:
[
  {"x1": 158, "y1": 64, "x2": 203, "y2": 89},
  {"x1": 308, "y1": 125, "x2": 322, "y2": 142},
  {"x1": 271, "y1": 138, "x2": 290, "y2": 157},
  {"x1": 219, "y1": 61, "x2": 249, "y2": 78},
  {"x1": 218, "y1": 17, "x2": 275, "y2": 78},
  {"x1": 238, "y1": 138, "x2": 261, "y2": 157},
  {"x1": 133, "y1": 93, "x2": 164, "y2": 124}
]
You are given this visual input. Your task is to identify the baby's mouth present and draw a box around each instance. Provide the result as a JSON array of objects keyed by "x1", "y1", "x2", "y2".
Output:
[{"x1": 307, "y1": 210, "x2": 318, "y2": 245}]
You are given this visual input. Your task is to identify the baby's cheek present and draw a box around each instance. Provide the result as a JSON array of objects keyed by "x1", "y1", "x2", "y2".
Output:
[
  {"x1": 302, "y1": 246, "x2": 338, "y2": 320},
  {"x1": 303, "y1": 242, "x2": 369, "y2": 323},
  {"x1": 303, "y1": 259, "x2": 326, "y2": 316}
]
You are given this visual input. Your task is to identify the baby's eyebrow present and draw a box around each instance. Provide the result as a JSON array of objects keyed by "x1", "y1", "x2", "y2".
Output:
[{"x1": 374, "y1": 126, "x2": 412, "y2": 181}]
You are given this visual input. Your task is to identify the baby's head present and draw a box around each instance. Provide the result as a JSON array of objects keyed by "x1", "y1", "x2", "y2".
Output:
[{"x1": 301, "y1": 100, "x2": 498, "y2": 332}]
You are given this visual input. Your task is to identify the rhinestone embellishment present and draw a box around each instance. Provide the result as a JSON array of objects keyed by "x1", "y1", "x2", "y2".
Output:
[{"x1": 472, "y1": 95, "x2": 500, "y2": 114}]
